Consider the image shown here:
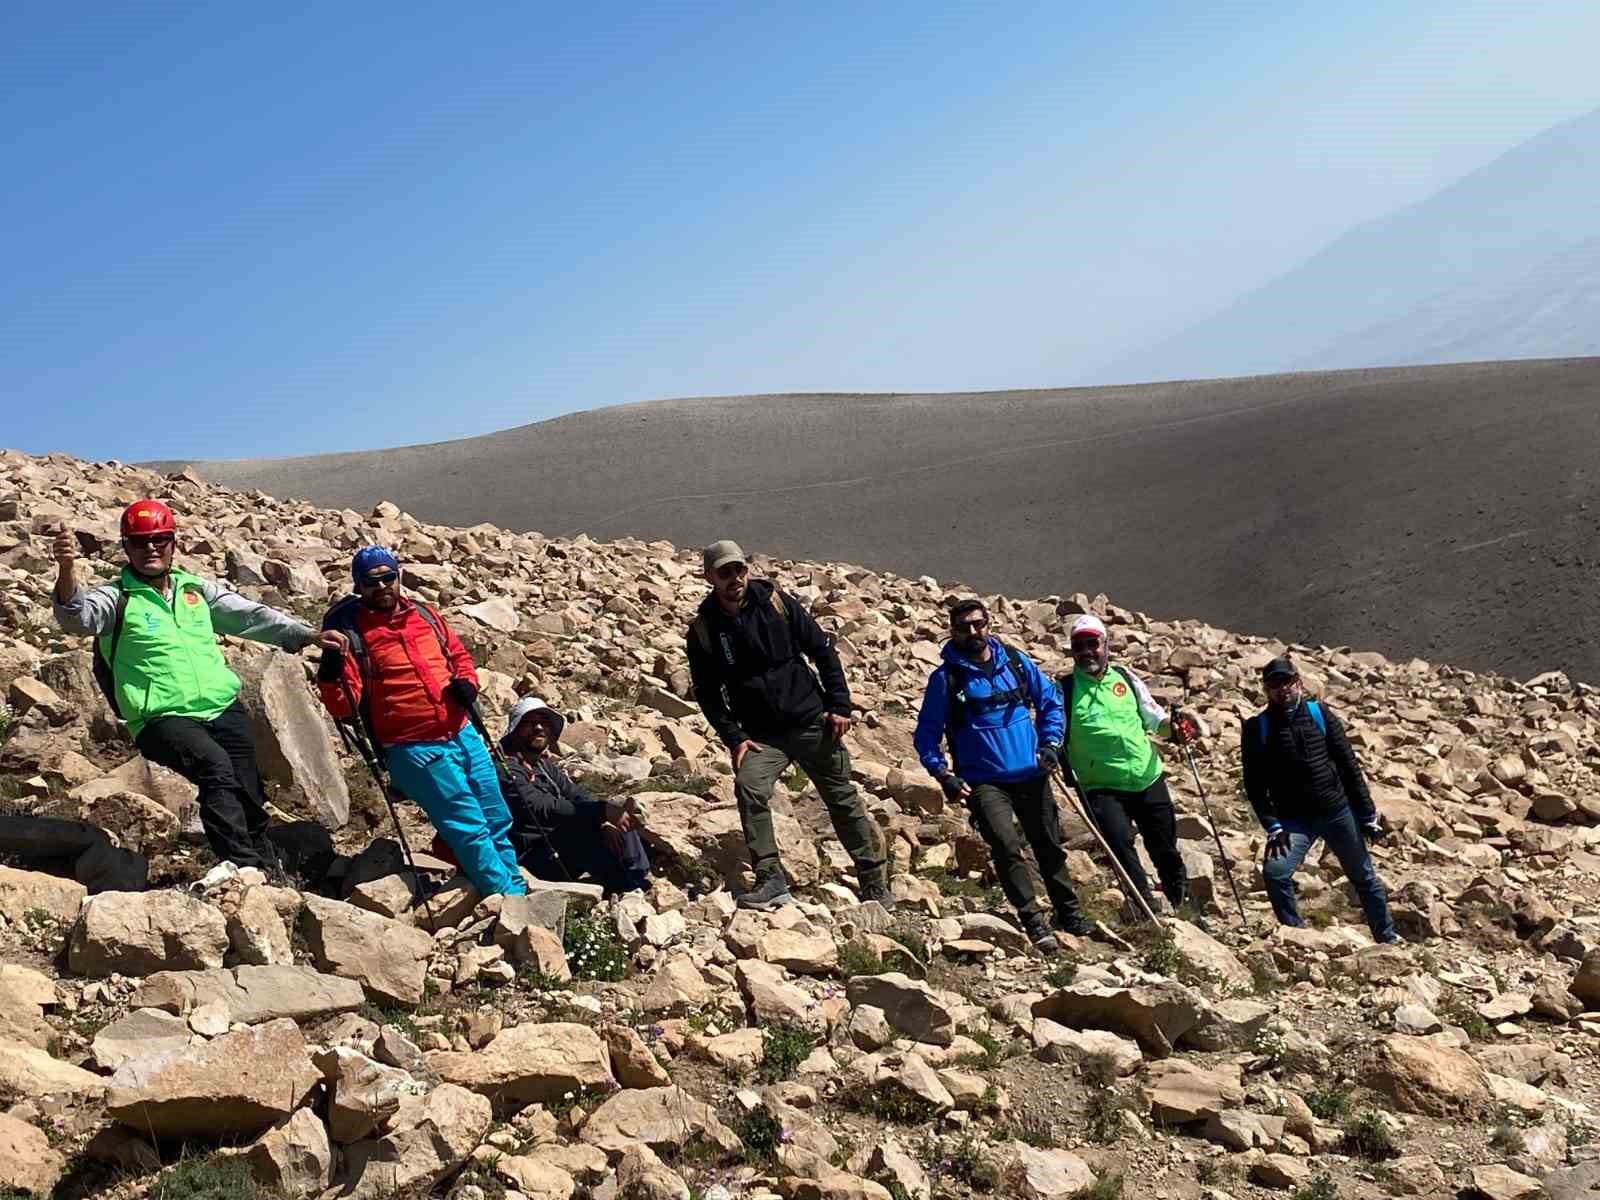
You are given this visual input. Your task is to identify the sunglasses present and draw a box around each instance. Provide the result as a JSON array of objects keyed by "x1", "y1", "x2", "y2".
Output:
[
  {"x1": 126, "y1": 534, "x2": 175, "y2": 550},
  {"x1": 952, "y1": 617, "x2": 988, "y2": 631},
  {"x1": 357, "y1": 574, "x2": 399, "y2": 591},
  {"x1": 714, "y1": 563, "x2": 746, "y2": 580}
]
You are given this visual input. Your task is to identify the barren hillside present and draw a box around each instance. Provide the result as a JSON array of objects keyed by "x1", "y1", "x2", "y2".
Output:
[{"x1": 165, "y1": 357, "x2": 1600, "y2": 685}]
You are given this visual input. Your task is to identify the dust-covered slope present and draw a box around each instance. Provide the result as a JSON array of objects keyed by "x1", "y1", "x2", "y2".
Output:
[{"x1": 165, "y1": 357, "x2": 1600, "y2": 684}]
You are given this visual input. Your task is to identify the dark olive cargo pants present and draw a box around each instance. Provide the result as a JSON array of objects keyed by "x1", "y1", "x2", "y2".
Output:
[{"x1": 734, "y1": 719, "x2": 884, "y2": 881}]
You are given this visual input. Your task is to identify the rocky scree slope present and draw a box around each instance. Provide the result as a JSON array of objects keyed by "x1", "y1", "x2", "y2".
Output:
[{"x1": 0, "y1": 447, "x2": 1599, "y2": 1200}]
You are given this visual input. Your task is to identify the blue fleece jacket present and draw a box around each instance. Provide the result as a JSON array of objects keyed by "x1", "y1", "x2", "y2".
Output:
[{"x1": 914, "y1": 638, "x2": 1064, "y2": 784}]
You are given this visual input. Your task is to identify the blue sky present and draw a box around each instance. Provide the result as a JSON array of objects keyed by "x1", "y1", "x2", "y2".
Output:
[{"x1": 5, "y1": 1, "x2": 1598, "y2": 461}]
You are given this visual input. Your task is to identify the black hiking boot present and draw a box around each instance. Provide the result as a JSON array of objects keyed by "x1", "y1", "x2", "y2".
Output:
[
  {"x1": 1054, "y1": 910, "x2": 1095, "y2": 939},
  {"x1": 738, "y1": 870, "x2": 795, "y2": 912},
  {"x1": 1023, "y1": 912, "x2": 1061, "y2": 955},
  {"x1": 859, "y1": 876, "x2": 898, "y2": 912}
]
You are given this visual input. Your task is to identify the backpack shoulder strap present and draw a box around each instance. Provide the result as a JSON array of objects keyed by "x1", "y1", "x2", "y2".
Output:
[
  {"x1": 1306, "y1": 699, "x2": 1326, "y2": 734},
  {"x1": 105, "y1": 583, "x2": 130, "y2": 658},
  {"x1": 323, "y1": 596, "x2": 368, "y2": 669},
  {"x1": 412, "y1": 601, "x2": 453, "y2": 659},
  {"x1": 768, "y1": 586, "x2": 788, "y2": 623},
  {"x1": 689, "y1": 615, "x2": 710, "y2": 655},
  {"x1": 1112, "y1": 664, "x2": 1137, "y2": 690}
]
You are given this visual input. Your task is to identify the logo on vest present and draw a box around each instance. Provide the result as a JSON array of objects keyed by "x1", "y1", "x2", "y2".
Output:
[
  {"x1": 183, "y1": 590, "x2": 202, "y2": 607},
  {"x1": 1112, "y1": 682, "x2": 1128, "y2": 698}
]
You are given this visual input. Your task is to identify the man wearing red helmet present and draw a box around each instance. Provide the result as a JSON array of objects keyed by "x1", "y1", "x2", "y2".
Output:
[{"x1": 52, "y1": 499, "x2": 329, "y2": 872}]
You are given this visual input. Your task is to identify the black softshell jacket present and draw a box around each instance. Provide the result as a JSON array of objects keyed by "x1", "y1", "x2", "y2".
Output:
[
  {"x1": 1241, "y1": 700, "x2": 1376, "y2": 828},
  {"x1": 685, "y1": 579, "x2": 850, "y2": 748}
]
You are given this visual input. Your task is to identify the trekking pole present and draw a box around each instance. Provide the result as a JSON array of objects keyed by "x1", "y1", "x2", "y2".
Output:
[
  {"x1": 1049, "y1": 768, "x2": 1159, "y2": 924},
  {"x1": 332, "y1": 677, "x2": 437, "y2": 931},
  {"x1": 1171, "y1": 688, "x2": 1250, "y2": 927},
  {"x1": 1178, "y1": 739, "x2": 1249, "y2": 927}
]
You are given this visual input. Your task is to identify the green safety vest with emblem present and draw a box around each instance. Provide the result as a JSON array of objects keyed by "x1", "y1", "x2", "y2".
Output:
[
  {"x1": 99, "y1": 566, "x2": 242, "y2": 739},
  {"x1": 1064, "y1": 665, "x2": 1163, "y2": 793}
]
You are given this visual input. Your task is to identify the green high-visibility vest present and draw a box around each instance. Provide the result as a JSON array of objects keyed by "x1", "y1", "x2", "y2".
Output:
[
  {"x1": 1065, "y1": 666, "x2": 1163, "y2": 793},
  {"x1": 99, "y1": 567, "x2": 241, "y2": 739}
]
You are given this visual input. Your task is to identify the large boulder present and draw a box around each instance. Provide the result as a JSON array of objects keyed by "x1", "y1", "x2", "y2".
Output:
[
  {"x1": 1362, "y1": 1033, "x2": 1492, "y2": 1116},
  {"x1": 235, "y1": 654, "x2": 350, "y2": 828},
  {"x1": 69, "y1": 755, "x2": 197, "y2": 819},
  {"x1": 1031, "y1": 980, "x2": 1207, "y2": 1057},
  {"x1": 68, "y1": 890, "x2": 228, "y2": 978},
  {"x1": 0, "y1": 1040, "x2": 105, "y2": 1099},
  {"x1": 105, "y1": 1018, "x2": 321, "y2": 1138},
  {"x1": 340, "y1": 1083, "x2": 492, "y2": 1200},
  {"x1": 427, "y1": 1022, "x2": 613, "y2": 1107},
  {"x1": 317, "y1": 1046, "x2": 418, "y2": 1143},
  {"x1": 301, "y1": 896, "x2": 434, "y2": 1007},
  {"x1": 131, "y1": 964, "x2": 365, "y2": 1024},
  {"x1": 1140, "y1": 1059, "x2": 1245, "y2": 1124},
  {"x1": 636, "y1": 793, "x2": 821, "y2": 887},
  {"x1": 580, "y1": 1085, "x2": 742, "y2": 1155},
  {"x1": 845, "y1": 973, "x2": 960, "y2": 1046},
  {"x1": 0, "y1": 1112, "x2": 66, "y2": 1198},
  {"x1": 245, "y1": 1106, "x2": 335, "y2": 1197},
  {"x1": 90, "y1": 1008, "x2": 194, "y2": 1072},
  {"x1": 0, "y1": 864, "x2": 86, "y2": 925},
  {"x1": 0, "y1": 964, "x2": 58, "y2": 1049},
  {"x1": 1002, "y1": 1146, "x2": 1096, "y2": 1200}
]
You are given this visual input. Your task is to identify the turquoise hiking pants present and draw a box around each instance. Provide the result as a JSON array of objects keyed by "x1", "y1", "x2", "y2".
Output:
[{"x1": 386, "y1": 723, "x2": 528, "y2": 898}]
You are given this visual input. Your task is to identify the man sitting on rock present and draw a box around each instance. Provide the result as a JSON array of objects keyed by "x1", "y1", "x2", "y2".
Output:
[
  {"x1": 499, "y1": 695, "x2": 650, "y2": 894},
  {"x1": 686, "y1": 539, "x2": 891, "y2": 912},
  {"x1": 1243, "y1": 656, "x2": 1399, "y2": 944},
  {"x1": 915, "y1": 598, "x2": 1093, "y2": 952},
  {"x1": 1058, "y1": 614, "x2": 1203, "y2": 919},
  {"x1": 317, "y1": 546, "x2": 528, "y2": 899},
  {"x1": 51, "y1": 499, "x2": 323, "y2": 873}
]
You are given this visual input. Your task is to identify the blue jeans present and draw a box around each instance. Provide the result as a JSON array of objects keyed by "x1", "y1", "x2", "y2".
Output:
[
  {"x1": 386, "y1": 723, "x2": 528, "y2": 898},
  {"x1": 1262, "y1": 805, "x2": 1394, "y2": 940}
]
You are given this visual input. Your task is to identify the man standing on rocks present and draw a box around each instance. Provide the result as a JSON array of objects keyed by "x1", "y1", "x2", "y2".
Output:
[
  {"x1": 915, "y1": 598, "x2": 1094, "y2": 951},
  {"x1": 51, "y1": 499, "x2": 322, "y2": 872},
  {"x1": 499, "y1": 695, "x2": 650, "y2": 894},
  {"x1": 1058, "y1": 615, "x2": 1201, "y2": 919},
  {"x1": 317, "y1": 547, "x2": 528, "y2": 899},
  {"x1": 1243, "y1": 657, "x2": 1398, "y2": 943},
  {"x1": 686, "y1": 540, "x2": 891, "y2": 912}
]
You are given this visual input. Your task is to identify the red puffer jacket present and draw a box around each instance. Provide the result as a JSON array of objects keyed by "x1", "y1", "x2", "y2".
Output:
[{"x1": 319, "y1": 598, "x2": 478, "y2": 746}]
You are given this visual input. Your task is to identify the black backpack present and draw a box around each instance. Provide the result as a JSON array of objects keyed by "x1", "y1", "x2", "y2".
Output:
[
  {"x1": 944, "y1": 642, "x2": 1029, "y2": 739},
  {"x1": 91, "y1": 584, "x2": 132, "y2": 719},
  {"x1": 322, "y1": 595, "x2": 455, "y2": 750}
]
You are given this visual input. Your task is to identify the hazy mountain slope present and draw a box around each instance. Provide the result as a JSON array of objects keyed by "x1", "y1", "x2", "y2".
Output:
[
  {"x1": 1098, "y1": 105, "x2": 1600, "y2": 381},
  {"x1": 1297, "y1": 237, "x2": 1600, "y2": 369},
  {"x1": 163, "y1": 357, "x2": 1600, "y2": 683}
]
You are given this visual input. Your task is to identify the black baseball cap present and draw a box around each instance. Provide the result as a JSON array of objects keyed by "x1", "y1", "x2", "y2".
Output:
[{"x1": 1261, "y1": 656, "x2": 1299, "y2": 681}]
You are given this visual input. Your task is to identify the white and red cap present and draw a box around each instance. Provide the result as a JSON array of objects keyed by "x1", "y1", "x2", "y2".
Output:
[{"x1": 1069, "y1": 615, "x2": 1108, "y2": 642}]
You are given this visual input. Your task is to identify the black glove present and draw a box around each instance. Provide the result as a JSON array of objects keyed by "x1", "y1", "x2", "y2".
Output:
[
  {"x1": 316, "y1": 646, "x2": 344, "y2": 682},
  {"x1": 1264, "y1": 827, "x2": 1292, "y2": 860},
  {"x1": 445, "y1": 679, "x2": 478, "y2": 709},
  {"x1": 1036, "y1": 743, "x2": 1062, "y2": 772},
  {"x1": 939, "y1": 774, "x2": 969, "y2": 802},
  {"x1": 1362, "y1": 820, "x2": 1387, "y2": 844}
]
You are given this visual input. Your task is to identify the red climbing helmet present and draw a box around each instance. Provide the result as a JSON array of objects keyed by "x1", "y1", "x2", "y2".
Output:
[{"x1": 120, "y1": 499, "x2": 177, "y2": 538}]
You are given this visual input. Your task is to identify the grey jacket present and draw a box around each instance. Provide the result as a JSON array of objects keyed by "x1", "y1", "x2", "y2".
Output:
[{"x1": 54, "y1": 574, "x2": 318, "y2": 651}]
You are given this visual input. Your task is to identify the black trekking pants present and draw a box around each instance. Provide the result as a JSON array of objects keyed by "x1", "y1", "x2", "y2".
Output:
[
  {"x1": 966, "y1": 775, "x2": 1084, "y2": 923},
  {"x1": 1084, "y1": 775, "x2": 1186, "y2": 908},
  {"x1": 136, "y1": 700, "x2": 274, "y2": 870}
]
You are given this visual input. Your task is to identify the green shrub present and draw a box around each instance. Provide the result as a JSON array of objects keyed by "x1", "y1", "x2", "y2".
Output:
[
  {"x1": 1083, "y1": 1087, "x2": 1133, "y2": 1144},
  {"x1": 1074, "y1": 1175, "x2": 1124, "y2": 1200},
  {"x1": 838, "y1": 940, "x2": 884, "y2": 977},
  {"x1": 734, "y1": 1109, "x2": 782, "y2": 1163},
  {"x1": 1489, "y1": 1122, "x2": 1526, "y2": 1154},
  {"x1": 1304, "y1": 1084, "x2": 1351, "y2": 1122},
  {"x1": 759, "y1": 1024, "x2": 816, "y2": 1082},
  {"x1": 564, "y1": 911, "x2": 629, "y2": 982},
  {"x1": 152, "y1": 1154, "x2": 260, "y2": 1200},
  {"x1": 1341, "y1": 1109, "x2": 1399, "y2": 1161},
  {"x1": 1292, "y1": 1172, "x2": 1339, "y2": 1200},
  {"x1": 1045, "y1": 958, "x2": 1079, "y2": 989},
  {"x1": 959, "y1": 1029, "x2": 1009, "y2": 1069}
]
